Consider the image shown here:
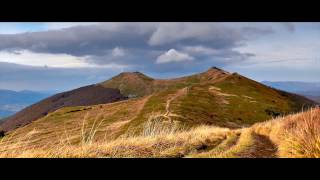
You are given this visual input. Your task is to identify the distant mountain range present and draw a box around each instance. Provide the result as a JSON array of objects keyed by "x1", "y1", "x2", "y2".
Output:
[
  {"x1": 262, "y1": 81, "x2": 320, "y2": 103},
  {"x1": 0, "y1": 90, "x2": 54, "y2": 119}
]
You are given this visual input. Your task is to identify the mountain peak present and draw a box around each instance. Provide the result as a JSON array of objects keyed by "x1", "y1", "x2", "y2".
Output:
[
  {"x1": 114, "y1": 71, "x2": 154, "y2": 81},
  {"x1": 203, "y1": 66, "x2": 230, "y2": 77},
  {"x1": 119, "y1": 71, "x2": 143, "y2": 75},
  {"x1": 209, "y1": 66, "x2": 223, "y2": 71},
  {"x1": 100, "y1": 71, "x2": 154, "y2": 98}
]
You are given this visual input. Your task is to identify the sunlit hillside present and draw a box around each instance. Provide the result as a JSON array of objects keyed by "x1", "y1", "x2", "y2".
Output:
[
  {"x1": 0, "y1": 108, "x2": 319, "y2": 158},
  {"x1": 0, "y1": 68, "x2": 315, "y2": 151}
]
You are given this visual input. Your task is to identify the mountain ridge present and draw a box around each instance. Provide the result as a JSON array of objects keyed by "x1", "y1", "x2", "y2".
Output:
[
  {"x1": 100, "y1": 67, "x2": 231, "y2": 98},
  {"x1": 1, "y1": 67, "x2": 317, "y2": 149},
  {"x1": 1, "y1": 67, "x2": 230, "y2": 131}
]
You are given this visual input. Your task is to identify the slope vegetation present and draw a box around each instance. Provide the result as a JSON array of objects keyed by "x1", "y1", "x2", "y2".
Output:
[
  {"x1": 0, "y1": 67, "x2": 316, "y2": 149},
  {"x1": 0, "y1": 108, "x2": 319, "y2": 158}
]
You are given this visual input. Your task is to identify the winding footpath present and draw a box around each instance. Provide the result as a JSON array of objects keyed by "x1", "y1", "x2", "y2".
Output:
[{"x1": 163, "y1": 87, "x2": 189, "y2": 122}]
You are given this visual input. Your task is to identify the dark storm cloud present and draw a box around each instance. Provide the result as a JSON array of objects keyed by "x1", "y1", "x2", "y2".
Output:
[
  {"x1": 0, "y1": 23, "x2": 156, "y2": 56},
  {"x1": 0, "y1": 23, "x2": 272, "y2": 57}
]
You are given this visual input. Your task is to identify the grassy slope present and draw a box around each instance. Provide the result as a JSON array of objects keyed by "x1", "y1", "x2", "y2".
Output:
[
  {"x1": 1, "y1": 98, "x2": 149, "y2": 148},
  {"x1": 0, "y1": 68, "x2": 316, "y2": 154},
  {"x1": 212, "y1": 73, "x2": 315, "y2": 124},
  {"x1": 122, "y1": 72, "x2": 315, "y2": 135},
  {"x1": 1, "y1": 70, "x2": 316, "y2": 150},
  {"x1": 0, "y1": 108, "x2": 319, "y2": 158},
  {"x1": 100, "y1": 72, "x2": 155, "y2": 98}
]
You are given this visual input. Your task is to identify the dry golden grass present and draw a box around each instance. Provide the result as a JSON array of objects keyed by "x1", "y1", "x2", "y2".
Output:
[
  {"x1": 0, "y1": 96, "x2": 150, "y2": 149},
  {"x1": 253, "y1": 108, "x2": 320, "y2": 158},
  {"x1": 0, "y1": 115, "x2": 233, "y2": 158},
  {"x1": 0, "y1": 108, "x2": 319, "y2": 158}
]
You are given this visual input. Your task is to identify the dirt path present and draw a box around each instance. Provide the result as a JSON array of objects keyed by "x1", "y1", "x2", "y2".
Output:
[
  {"x1": 109, "y1": 95, "x2": 154, "y2": 139},
  {"x1": 163, "y1": 87, "x2": 189, "y2": 122},
  {"x1": 236, "y1": 132, "x2": 278, "y2": 158},
  {"x1": 126, "y1": 95, "x2": 152, "y2": 123},
  {"x1": 252, "y1": 133, "x2": 278, "y2": 157}
]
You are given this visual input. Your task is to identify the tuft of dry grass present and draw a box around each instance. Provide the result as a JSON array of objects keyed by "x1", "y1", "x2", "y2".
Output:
[
  {"x1": 0, "y1": 120, "x2": 231, "y2": 158},
  {"x1": 253, "y1": 108, "x2": 320, "y2": 158},
  {"x1": 279, "y1": 108, "x2": 320, "y2": 157},
  {"x1": 140, "y1": 113, "x2": 185, "y2": 137}
]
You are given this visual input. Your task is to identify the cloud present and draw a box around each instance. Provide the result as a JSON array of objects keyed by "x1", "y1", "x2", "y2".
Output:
[
  {"x1": 0, "y1": 23, "x2": 155, "y2": 56},
  {"x1": 111, "y1": 47, "x2": 125, "y2": 57},
  {"x1": 0, "y1": 50, "x2": 91, "y2": 68},
  {"x1": 181, "y1": 45, "x2": 219, "y2": 56},
  {"x1": 0, "y1": 49, "x2": 128, "y2": 70},
  {"x1": 180, "y1": 45, "x2": 254, "y2": 64},
  {"x1": 0, "y1": 23, "x2": 273, "y2": 72},
  {"x1": 43, "y1": 22, "x2": 100, "y2": 30},
  {"x1": 1, "y1": 22, "x2": 304, "y2": 91},
  {"x1": 0, "y1": 22, "x2": 262, "y2": 78},
  {"x1": 156, "y1": 49, "x2": 194, "y2": 64},
  {"x1": 149, "y1": 23, "x2": 277, "y2": 47},
  {"x1": 281, "y1": 23, "x2": 295, "y2": 32},
  {"x1": 148, "y1": 23, "x2": 244, "y2": 48},
  {"x1": 0, "y1": 22, "x2": 273, "y2": 57}
]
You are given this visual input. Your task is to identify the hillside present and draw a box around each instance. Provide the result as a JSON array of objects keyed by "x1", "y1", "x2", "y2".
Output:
[
  {"x1": 0, "y1": 67, "x2": 316, "y2": 150},
  {"x1": 0, "y1": 85, "x2": 126, "y2": 132},
  {"x1": 0, "y1": 67, "x2": 231, "y2": 132},
  {"x1": 0, "y1": 107, "x2": 319, "y2": 158}
]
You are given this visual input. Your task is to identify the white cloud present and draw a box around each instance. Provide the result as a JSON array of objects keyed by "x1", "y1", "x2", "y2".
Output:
[
  {"x1": 156, "y1": 49, "x2": 194, "y2": 64},
  {"x1": 0, "y1": 50, "x2": 90, "y2": 68},
  {"x1": 111, "y1": 47, "x2": 125, "y2": 57},
  {"x1": 43, "y1": 22, "x2": 100, "y2": 30},
  {"x1": 0, "y1": 50, "x2": 126, "y2": 69},
  {"x1": 182, "y1": 45, "x2": 218, "y2": 55},
  {"x1": 233, "y1": 35, "x2": 320, "y2": 68}
]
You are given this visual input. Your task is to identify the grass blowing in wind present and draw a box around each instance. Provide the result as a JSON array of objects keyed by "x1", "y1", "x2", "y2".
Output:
[
  {"x1": 252, "y1": 108, "x2": 320, "y2": 158},
  {"x1": 0, "y1": 107, "x2": 319, "y2": 158}
]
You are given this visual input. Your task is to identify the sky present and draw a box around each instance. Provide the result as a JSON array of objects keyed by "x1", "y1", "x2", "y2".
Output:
[{"x1": 0, "y1": 22, "x2": 319, "y2": 92}]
